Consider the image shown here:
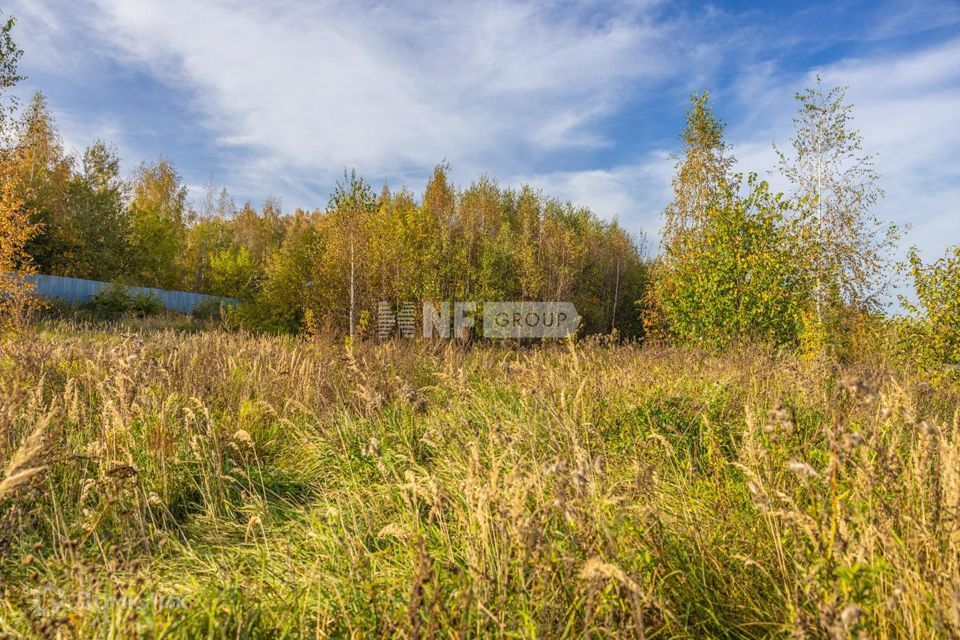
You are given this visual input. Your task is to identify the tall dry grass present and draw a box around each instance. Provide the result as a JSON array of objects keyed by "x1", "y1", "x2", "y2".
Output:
[{"x1": 0, "y1": 321, "x2": 958, "y2": 638}]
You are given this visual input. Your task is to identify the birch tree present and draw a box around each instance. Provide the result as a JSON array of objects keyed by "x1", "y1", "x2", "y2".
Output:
[
  {"x1": 776, "y1": 78, "x2": 898, "y2": 319},
  {"x1": 128, "y1": 158, "x2": 188, "y2": 288},
  {"x1": 661, "y1": 92, "x2": 735, "y2": 248},
  {"x1": 0, "y1": 12, "x2": 22, "y2": 132},
  {"x1": 327, "y1": 170, "x2": 377, "y2": 338}
]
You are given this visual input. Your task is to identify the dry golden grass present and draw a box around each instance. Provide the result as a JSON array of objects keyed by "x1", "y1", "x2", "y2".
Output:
[{"x1": 0, "y1": 321, "x2": 958, "y2": 638}]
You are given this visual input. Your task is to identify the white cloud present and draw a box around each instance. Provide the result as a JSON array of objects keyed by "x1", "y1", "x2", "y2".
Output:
[
  {"x1": 83, "y1": 0, "x2": 674, "y2": 186},
  {"x1": 863, "y1": 0, "x2": 960, "y2": 40},
  {"x1": 3, "y1": 1, "x2": 74, "y2": 73}
]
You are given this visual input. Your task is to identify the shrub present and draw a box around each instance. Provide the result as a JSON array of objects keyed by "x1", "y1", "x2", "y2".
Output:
[
  {"x1": 130, "y1": 292, "x2": 164, "y2": 316},
  {"x1": 649, "y1": 175, "x2": 810, "y2": 349},
  {"x1": 82, "y1": 286, "x2": 163, "y2": 320},
  {"x1": 901, "y1": 245, "x2": 960, "y2": 389},
  {"x1": 83, "y1": 286, "x2": 132, "y2": 318},
  {"x1": 192, "y1": 297, "x2": 227, "y2": 321}
]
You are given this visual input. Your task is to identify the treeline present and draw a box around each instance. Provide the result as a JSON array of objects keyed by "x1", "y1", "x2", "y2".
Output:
[{"x1": 1, "y1": 95, "x2": 645, "y2": 336}]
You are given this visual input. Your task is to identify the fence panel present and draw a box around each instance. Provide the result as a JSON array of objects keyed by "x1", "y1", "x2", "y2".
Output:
[{"x1": 25, "y1": 274, "x2": 238, "y2": 314}]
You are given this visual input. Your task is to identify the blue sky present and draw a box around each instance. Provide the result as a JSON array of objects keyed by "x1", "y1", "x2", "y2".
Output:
[{"x1": 7, "y1": 0, "x2": 960, "y2": 271}]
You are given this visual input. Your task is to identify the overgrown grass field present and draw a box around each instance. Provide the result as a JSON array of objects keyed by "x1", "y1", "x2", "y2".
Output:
[{"x1": 1, "y1": 323, "x2": 958, "y2": 638}]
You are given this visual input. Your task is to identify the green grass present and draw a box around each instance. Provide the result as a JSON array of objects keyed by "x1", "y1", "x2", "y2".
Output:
[{"x1": 0, "y1": 322, "x2": 958, "y2": 638}]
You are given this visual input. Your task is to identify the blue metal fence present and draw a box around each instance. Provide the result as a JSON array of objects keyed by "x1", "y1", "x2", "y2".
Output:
[{"x1": 25, "y1": 274, "x2": 238, "y2": 314}]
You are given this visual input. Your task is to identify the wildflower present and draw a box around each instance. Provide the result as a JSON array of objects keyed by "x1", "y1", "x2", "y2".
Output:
[
  {"x1": 542, "y1": 459, "x2": 567, "y2": 476},
  {"x1": 765, "y1": 401, "x2": 794, "y2": 433},
  {"x1": 840, "y1": 376, "x2": 878, "y2": 402}
]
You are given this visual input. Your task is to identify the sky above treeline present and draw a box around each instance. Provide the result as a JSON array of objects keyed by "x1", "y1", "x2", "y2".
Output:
[{"x1": 8, "y1": 0, "x2": 960, "y2": 265}]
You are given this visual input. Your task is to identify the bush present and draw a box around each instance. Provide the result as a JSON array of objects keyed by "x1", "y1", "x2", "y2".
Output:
[
  {"x1": 649, "y1": 175, "x2": 810, "y2": 349},
  {"x1": 901, "y1": 246, "x2": 960, "y2": 389},
  {"x1": 130, "y1": 292, "x2": 164, "y2": 316},
  {"x1": 82, "y1": 286, "x2": 163, "y2": 320},
  {"x1": 192, "y1": 297, "x2": 228, "y2": 322}
]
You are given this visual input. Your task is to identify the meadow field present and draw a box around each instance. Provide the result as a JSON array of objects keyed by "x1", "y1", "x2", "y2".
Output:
[{"x1": 1, "y1": 321, "x2": 958, "y2": 639}]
